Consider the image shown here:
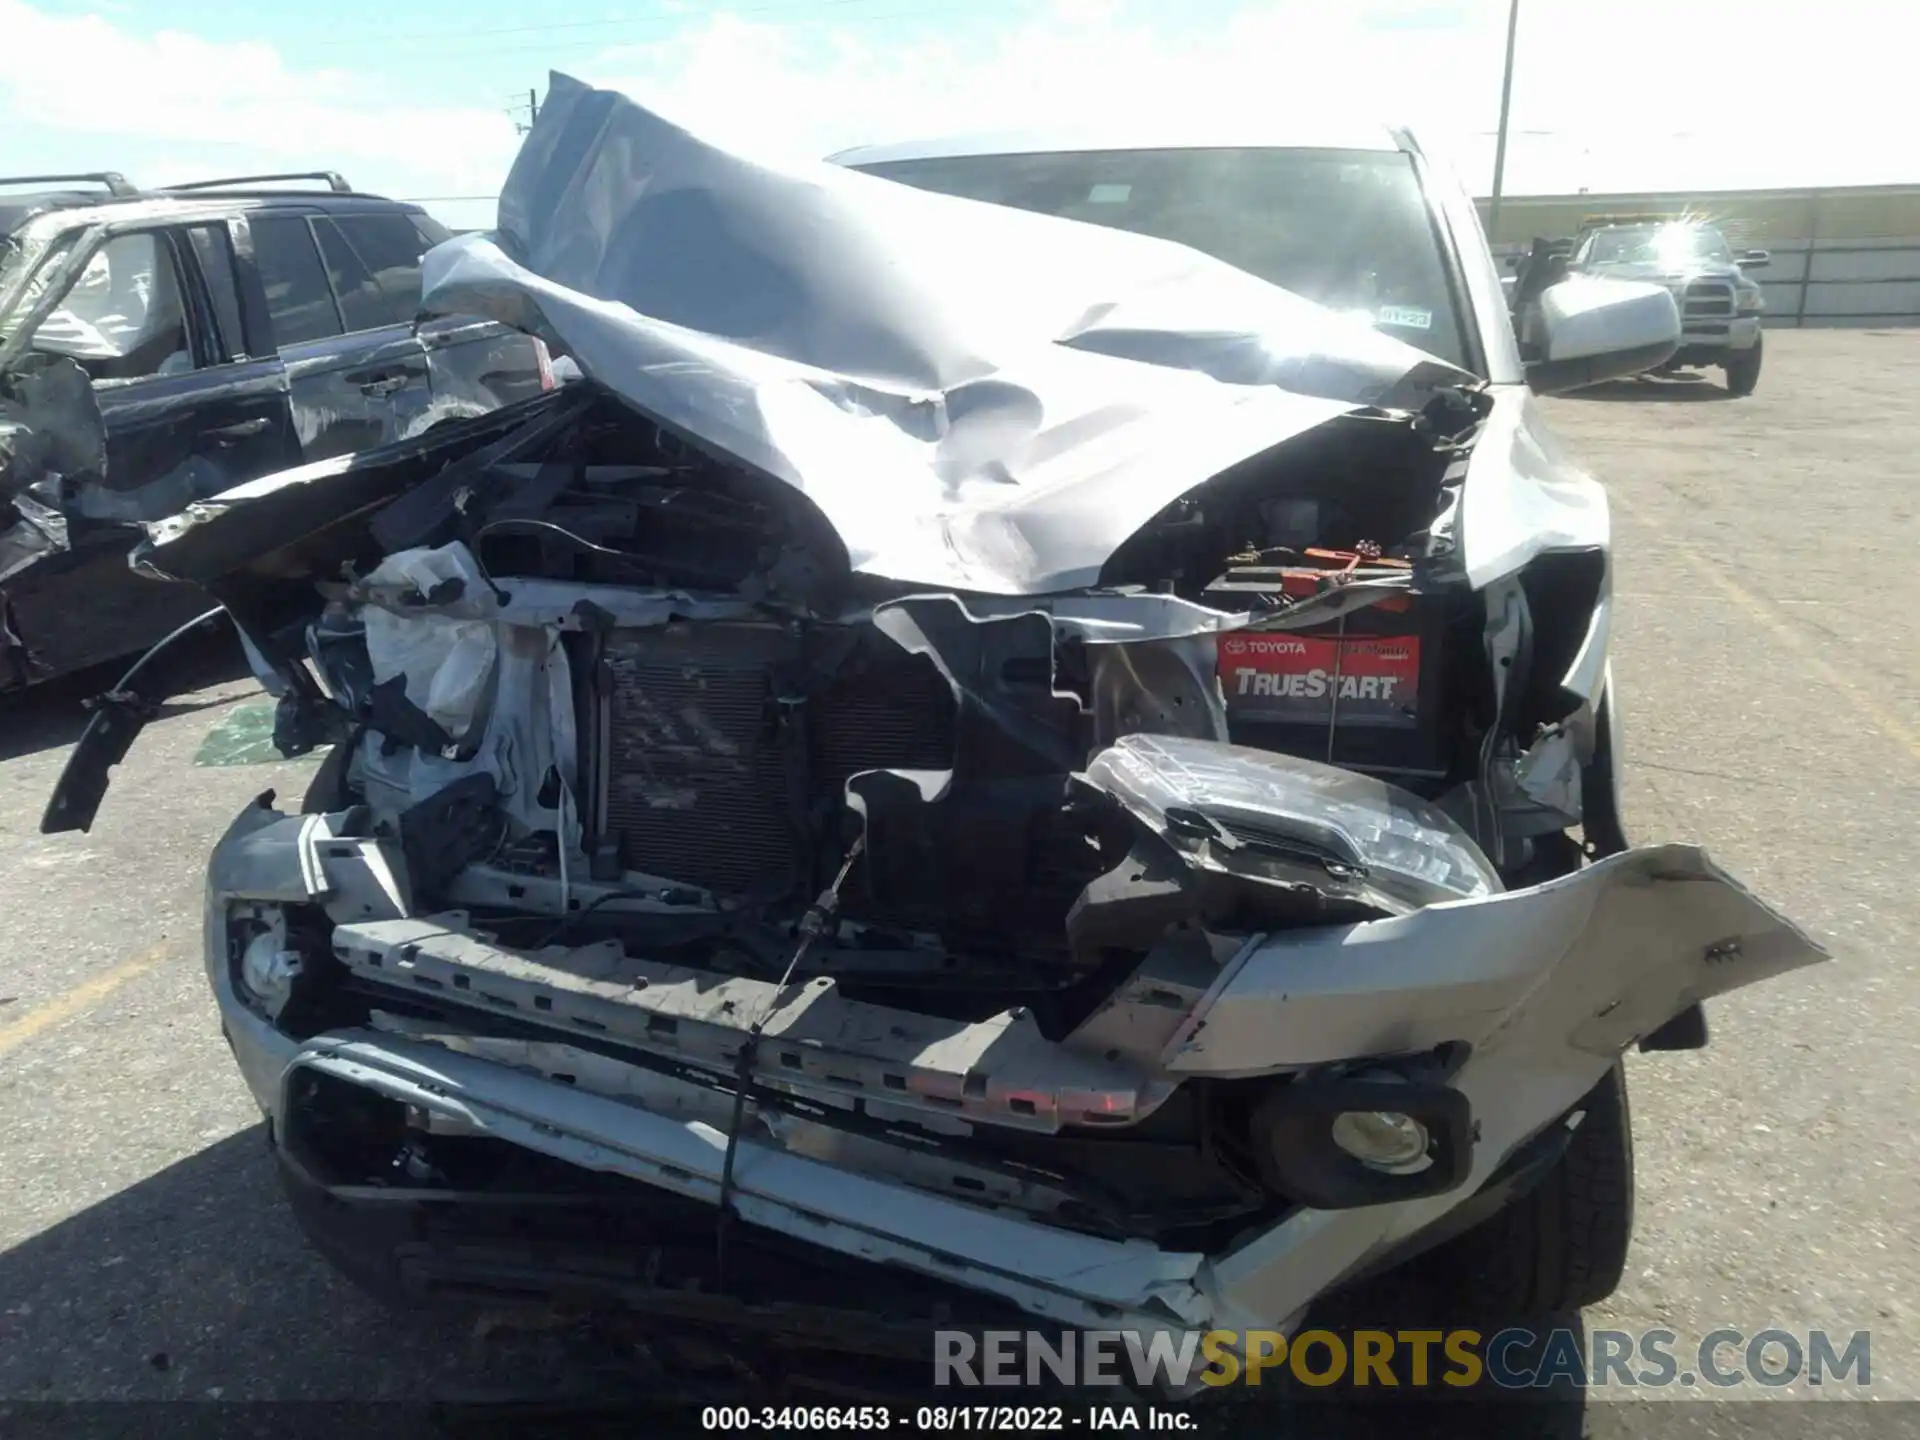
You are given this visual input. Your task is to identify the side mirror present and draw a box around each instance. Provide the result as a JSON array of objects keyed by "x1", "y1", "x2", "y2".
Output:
[
  {"x1": 1524, "y1": 277, "x2": 1680, "y2": 395},
  {"x1": 1738, "y1": 249, "x2": 1771, "y2": 269}
]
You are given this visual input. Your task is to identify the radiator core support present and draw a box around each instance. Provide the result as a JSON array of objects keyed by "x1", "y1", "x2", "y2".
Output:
[{"x1": 588, "y1": 622, "x2": 958, "y2": 902}]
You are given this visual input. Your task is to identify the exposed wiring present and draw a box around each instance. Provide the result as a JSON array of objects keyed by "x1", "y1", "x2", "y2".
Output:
[
  {"x1": 474, "y1": 515, "x2": 745, "y2": 590},
  {"x1": 533, "y1": 888, "x2": 654, "y2": 949},
  {"x1": 714, "y1": 833, "x2": 865, "y2": 1287}
]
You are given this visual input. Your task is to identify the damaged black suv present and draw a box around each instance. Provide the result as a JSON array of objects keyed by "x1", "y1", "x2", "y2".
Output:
[{"x1": 0, "y1": 170, "x2": 554, "y2": 689}]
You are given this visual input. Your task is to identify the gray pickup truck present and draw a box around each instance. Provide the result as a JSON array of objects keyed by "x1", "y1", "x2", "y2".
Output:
[{"x1": 1510, "y1": 216, "x2": 1770, "y2": 395}]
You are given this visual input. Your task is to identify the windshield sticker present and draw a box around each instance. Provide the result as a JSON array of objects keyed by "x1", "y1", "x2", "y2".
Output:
[
  {"x1": 1376, "y1": 305, "x2": 1433, "y2": 330},
  {"x1": 1086, "y1": 183, "x2": 1132, "y2": 204}
]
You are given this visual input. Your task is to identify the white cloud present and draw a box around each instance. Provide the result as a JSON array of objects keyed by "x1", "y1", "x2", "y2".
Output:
[
  {"x1": 0, "y1": 0, "x2": 519, "y2": 202},
  {"x1": 588, "y1": 0, "x2": 1913, "y2": 192},
  {"x1": 0, "y1": 0, "x2": 1909, "y2": 230}
]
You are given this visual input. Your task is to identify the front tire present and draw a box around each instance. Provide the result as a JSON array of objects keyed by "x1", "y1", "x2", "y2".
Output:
[
  {"x1": 1723, "y1": 337, "x2": 1763, "y2": 396},
  {"x1": 1423, "y1": 1061, "x2": 1635, "y2": 1315}
]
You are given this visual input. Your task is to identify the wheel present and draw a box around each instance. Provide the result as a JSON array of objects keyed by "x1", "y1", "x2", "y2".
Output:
[
  {"x1": 1421, "y1": 1061, "x2": 1635, "y2": 1315},
  {"x1": 1723, "y1": 337, "x2": 1762, "y2": 396}
]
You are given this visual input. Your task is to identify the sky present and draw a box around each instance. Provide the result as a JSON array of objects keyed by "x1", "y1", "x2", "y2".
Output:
[{"x1": 2, "y1": 0, "x2": 1910, "y2": 233}]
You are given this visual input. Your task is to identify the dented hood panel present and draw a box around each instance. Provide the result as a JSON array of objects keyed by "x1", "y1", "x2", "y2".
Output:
[{"x1": 418, "y1": 73, "x2": 1476, "y2": 596}]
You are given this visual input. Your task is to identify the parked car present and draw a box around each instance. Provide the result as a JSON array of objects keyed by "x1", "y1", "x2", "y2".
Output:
[
  {"x1": 0, "y1": 170, "x2": 553, "y2": 689},
  {"x1": 1509, "y1": 215, "x2": 1770, "y2": 395},
  {"x1": 46, "y1": 80, "x2": 1821, "y2": 1396}
]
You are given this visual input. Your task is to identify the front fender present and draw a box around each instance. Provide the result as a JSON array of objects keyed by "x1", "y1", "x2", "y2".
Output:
[
  {"x1": 1174, "y1": 842, "x2": 1825, "y2": 1326},
  {"x1": 1584, "y1": 661, "x2": 1629, "y2": 856},
  {"x1": 40, "y1": 606, "x2": 231, "y2": 834}
]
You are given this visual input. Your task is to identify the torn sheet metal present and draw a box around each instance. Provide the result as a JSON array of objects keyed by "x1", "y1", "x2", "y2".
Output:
[
  {"x1": 0, "y1": 353, "x2": 105, "y2": 500},
  {"x1": 1198, "y1": 843, "x2": 1824, "y2": 1325},
  {"x1": 328, "y1": 912, "x2": 1178, "y2": 1133},
  {"x1": 1, "y1": 353, "x2": 105, "y2": 594},
  {"x1": 283, "y1": 1033, "x2": 1212, "y2": 1333},
  {"x1": 211, "y1": 799, "x2": 1823, "y2": 1351},
  {"x1": 364, "y1": 1016, "x2": 1090, "y2": 1224},
  {"x1": 0, "y1": 489, "x2": 67, "y2": 586},
  {"x1": 1164, "y1": 843, "x2": 1823, "y2": 1078},
  {"x1": 419, "y1": 73, "x2": 1477, "y2": 597}
]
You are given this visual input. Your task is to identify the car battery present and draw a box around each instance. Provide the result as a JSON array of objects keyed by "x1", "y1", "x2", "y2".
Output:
[{"x1": 1204, "y1": 550, "x2": 1449, "y2": 779}]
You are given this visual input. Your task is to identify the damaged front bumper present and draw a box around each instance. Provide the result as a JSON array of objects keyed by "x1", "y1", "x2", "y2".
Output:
[{"x1": 206, "y1": 786, "x2": 1826, "y2": 1360}]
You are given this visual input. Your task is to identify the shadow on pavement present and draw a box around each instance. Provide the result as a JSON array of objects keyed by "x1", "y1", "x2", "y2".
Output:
[
  {"x1": 0, "y1": 1123, "x2": 1604, "y2": 1438},
  {"x1": 0, "y1": 629, "x2": 251, "y2": 763},
  {"x1": 0, "y1": 1127, "x2": 596, "y2": 1408},
  {"x1": 1569, "y1": 375, "x2": 1731, "y2": 403},
  {"x1": 12, "y1": 1136, "x2": 1886, "y2": 1435}
]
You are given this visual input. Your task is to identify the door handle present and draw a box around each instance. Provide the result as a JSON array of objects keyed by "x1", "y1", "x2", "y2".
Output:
[
  {"x1": 360, "y1": 374, "x2": 410, "y2": 398},
  {"x1": 207, "y1": 418, "x2": 271, "y2": 441}
]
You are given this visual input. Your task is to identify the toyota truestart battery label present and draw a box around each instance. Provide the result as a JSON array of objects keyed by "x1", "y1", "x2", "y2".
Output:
[{"x1": 1220, "y1": 633, "x2": 1421, "y2": 728}]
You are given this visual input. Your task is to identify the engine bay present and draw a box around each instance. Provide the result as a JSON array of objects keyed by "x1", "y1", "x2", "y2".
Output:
[{"x1": 254, "y1": 385, "x2": 1511, "y2": 986}]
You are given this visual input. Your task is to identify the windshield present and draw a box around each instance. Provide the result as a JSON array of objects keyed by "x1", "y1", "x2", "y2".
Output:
[
  {"x1": 1585, "y1": 224, "x2": 1732, "y2": 267},
  {"x1": 852, "y1": 146, "x2": 1470, "y2": 370},
  {"x1": 0, "y1": 230, "x2": 78, "y2": 349},
  {"x1": 0, "y1": 231, "x2": 28, "y2": 312}
]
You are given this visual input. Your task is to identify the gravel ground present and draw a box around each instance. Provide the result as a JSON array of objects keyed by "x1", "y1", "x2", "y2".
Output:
[{"x1": 1, "y1": 328, "x2": 1915, "y2": 1434}]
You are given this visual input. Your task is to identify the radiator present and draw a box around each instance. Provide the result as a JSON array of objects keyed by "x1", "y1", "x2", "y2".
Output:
[{"x1": 595, "y1": 624, "x2": 957, "y2": 898}]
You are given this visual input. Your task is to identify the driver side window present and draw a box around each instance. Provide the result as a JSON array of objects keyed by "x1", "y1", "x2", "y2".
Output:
[{"x1": 30, "y1": 231, "x2": 196, "y2": 384}]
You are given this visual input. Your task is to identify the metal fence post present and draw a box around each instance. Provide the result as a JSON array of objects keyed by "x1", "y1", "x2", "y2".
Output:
[{"x1": 1794, "y1": 189, "x2": 1822, "y2": 327}]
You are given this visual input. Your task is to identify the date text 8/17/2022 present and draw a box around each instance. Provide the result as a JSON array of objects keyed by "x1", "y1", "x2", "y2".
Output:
[{"x1": 700, "y1": 1405, "x2": 1198, "y2": 1431}]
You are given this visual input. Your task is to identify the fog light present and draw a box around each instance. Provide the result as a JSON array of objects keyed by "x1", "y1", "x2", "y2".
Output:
[
  {"x1": 1249, "y1": 1072, "x2": 1471, "y2": 1209},
  {"x1": 1330, "y1": 1110, "x2": 1431, "y2": 1173}
]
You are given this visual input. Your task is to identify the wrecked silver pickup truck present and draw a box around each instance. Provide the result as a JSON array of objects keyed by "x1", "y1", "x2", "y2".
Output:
[{"x1": 45, "y1": 77, "x2": 1823, "y2": 1390}]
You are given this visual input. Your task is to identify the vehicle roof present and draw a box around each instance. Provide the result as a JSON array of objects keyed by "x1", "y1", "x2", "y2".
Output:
[
  {"x1": 831, "y1": 118, "x2": 1417, "y2": 168},
  {"x1": 1, "y1": 193, "x2": 112, "y2": 233},
  {"x1": 1582, "y1": 217, "x2": 1725, "y2": 234},
  {"x1": 0, "y1": 185, "x2": 422, "y2": 238}
]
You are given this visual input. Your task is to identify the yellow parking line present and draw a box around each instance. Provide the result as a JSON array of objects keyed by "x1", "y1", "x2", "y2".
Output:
[
  {"x1": 0, "y1": 948, "x2": 168, "y2": 1060},
  {"x1": 1613, "y1": 491, "x2": 1920, "y2": 763}
]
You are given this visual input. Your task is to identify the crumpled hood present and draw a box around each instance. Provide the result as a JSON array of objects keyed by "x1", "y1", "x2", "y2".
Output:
[{"x1": 419, "y1": 73, "x2": 1476, "y2": 596}]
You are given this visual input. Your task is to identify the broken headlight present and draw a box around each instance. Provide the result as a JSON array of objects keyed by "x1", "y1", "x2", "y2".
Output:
[
  {"x1": 1085, "y1": 733, "x2": 1500, "y2": 913},
  {"x1": 217, "y1": 902, "x2": 310, "y2": 1022}
]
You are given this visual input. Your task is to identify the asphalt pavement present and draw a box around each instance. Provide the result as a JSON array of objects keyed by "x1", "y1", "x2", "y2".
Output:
[{"x1": 1, "y1": 328, "x2": 1915, "y2": 1432}]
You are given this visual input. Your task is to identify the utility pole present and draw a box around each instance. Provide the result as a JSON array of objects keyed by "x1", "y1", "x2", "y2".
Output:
[
  {"x1": 512, "y1": 88, "x2": 540, "y2": 135},
  {"x1": 1488, "y1": 0, "x2": 1521, "y2": 239}
]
